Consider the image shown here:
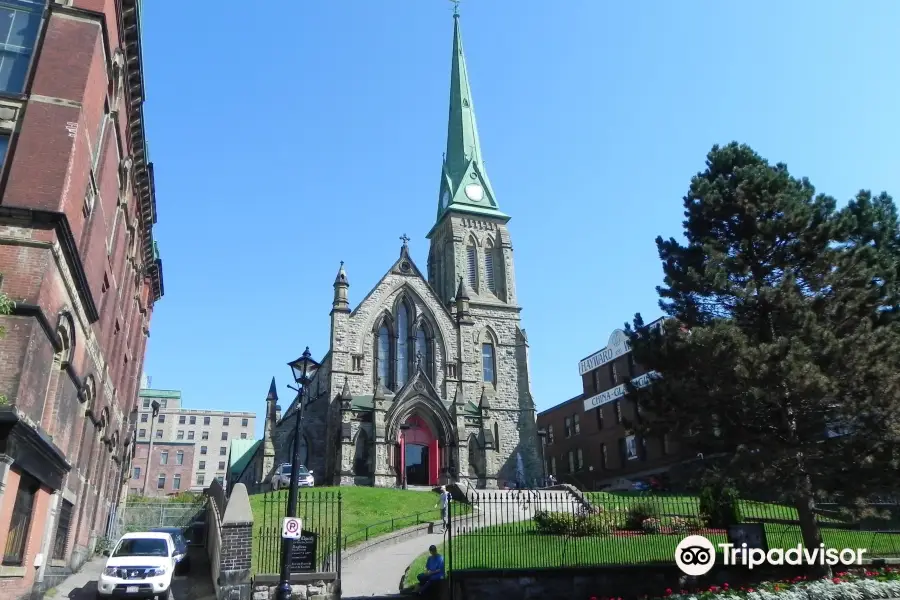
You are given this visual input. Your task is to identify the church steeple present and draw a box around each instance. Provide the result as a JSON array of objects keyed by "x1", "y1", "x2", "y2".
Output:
[{"x1": 433, "y1": 10, "x2": 508, "y2": 226}]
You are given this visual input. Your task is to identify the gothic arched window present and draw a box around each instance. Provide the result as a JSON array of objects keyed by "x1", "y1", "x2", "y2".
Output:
[
  {"x1": 484, "y1": 238, "x2": 497, "y2": 295},
  {"x1": 396, "y1": 302, "x2": 411, "y2": 390},
  {"x1": 415, "y1": 319, "x2": 435, "y2": 381},
  {"x1": 482, "y1": 342, "x2": 496, "y2": 385},
  {"x1": 466, "y1": 244, "x2": 477, "y2": 290},
  {"x1": 375, "y1": 324, "x2": 392, "y2": 388}
]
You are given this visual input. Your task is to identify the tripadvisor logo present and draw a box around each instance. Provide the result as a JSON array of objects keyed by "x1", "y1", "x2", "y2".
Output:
[{"x1": 674, "y1": 535, "x2": 867, "y2": 576}]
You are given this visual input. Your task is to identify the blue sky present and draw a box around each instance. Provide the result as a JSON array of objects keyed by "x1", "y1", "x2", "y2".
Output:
[{"x1": 140, "y1": 1, "x2": 900, "y2": 435}]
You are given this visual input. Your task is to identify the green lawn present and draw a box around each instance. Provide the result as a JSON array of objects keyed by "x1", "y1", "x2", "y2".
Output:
[
  {"x1": 249, "y1": 487, "x2": 463, "y2": 575},
  {"x1": 400, "y1": 493, "x2": 900, "y2": 589},
  {"x1": 403, "y1": 523, "x2": 900, "y2": 589}
]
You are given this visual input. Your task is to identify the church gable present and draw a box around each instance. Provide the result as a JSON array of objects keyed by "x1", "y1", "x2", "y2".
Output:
[{"x1": 339, "y1": 244, "x2": 458, "y2": 401}]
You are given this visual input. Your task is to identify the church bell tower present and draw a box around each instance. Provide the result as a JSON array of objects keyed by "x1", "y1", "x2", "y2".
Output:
[{"x1": 425, "y1": 7, "x2": 539, "y2": 487}]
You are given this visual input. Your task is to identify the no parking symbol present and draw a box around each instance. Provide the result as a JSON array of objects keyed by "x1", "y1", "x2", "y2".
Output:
[{"x1": 282, "y1": 517, "x2": 303, "y2": 539}]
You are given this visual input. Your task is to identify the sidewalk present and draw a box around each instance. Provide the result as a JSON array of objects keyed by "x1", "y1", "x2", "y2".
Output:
[
  {"x1": 45, "y1": 557, "x2": 105, "y2": 599},
  {"x1": 341, "y1": 526, "x2": 450, "y2": 597}
]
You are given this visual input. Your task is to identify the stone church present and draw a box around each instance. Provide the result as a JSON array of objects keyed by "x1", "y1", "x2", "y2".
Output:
[{"x1": 234, "y1": 11, "x2": 540, "y2": 490}]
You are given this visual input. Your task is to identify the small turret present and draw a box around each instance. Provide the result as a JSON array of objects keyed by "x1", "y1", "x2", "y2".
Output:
[
  {"x1": 455, "y1": 276, "x2": 473, "y2": 324},
  {"x1": 332, "y1": 261, "x2": 350, "y2": 313},
  {"x1": 263, "y1": 377, "x2": 278, "y2": 456}
]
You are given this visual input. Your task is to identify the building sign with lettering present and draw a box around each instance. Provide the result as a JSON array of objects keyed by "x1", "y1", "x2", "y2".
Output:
[
  {"x1": 578, "y1": 319, "x2": 665, "y2": 375},
  {"x1": 578, "y1": 330, "x2": 631, "y2": 375},
  {"x1": 582, "y1": 371, "x2": 660, "y2": 412},
  {"x1": 289, "y1": 531, "x2": 318, "y2": 573}
]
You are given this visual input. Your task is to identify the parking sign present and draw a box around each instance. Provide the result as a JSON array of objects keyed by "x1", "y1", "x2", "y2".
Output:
[{"x1": 282, "y1": 517, "x2": 302, "y2": 539}]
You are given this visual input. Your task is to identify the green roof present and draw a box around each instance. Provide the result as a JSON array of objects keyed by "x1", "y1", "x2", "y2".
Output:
[
  {"x1": 139, "y1": 388, "x2": 181, "y2": 399},
  {"x1": 433, "y1": 12, "x2": 505, "y2": 227},
  {"x1": 228, "y1": 439, "x2": 261, "y2": 475}
]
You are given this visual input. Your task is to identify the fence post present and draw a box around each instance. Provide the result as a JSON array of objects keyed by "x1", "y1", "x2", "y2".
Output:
[{"x1": 218, "y1": 483, "x2": 254, "y2": 600}]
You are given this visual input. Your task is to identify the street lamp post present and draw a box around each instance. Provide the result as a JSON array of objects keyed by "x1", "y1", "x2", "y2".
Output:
[
  {"x1": 536, "y1": 428, "x2": 548, "y2": 487},
  {"x1": 140, "y1": 399, "x2": 161, "y2": 496},
  {"x1": 277, "y1": 347, "x2": 321, "y2": 600},
  {"x1": 398, "y1": 424, "x2": 411, "y2": 490}
]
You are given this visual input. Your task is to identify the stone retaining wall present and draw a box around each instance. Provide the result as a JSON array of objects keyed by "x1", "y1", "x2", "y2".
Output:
[{"x1": 252, "y1": 574, "x2": 339, "y2": 600}]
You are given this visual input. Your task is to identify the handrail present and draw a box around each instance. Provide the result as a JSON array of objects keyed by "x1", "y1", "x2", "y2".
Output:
[{"x1": 342, "y1": 509, "x2": 442, "y2": 548}]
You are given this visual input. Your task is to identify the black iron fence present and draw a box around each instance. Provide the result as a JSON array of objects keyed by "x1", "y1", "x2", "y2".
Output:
[
  {"x1": 446, "y1": 491, "x2": 900, "y2": 571},
  {"x1": 254, "y1": 490, "x2": 342, "y2": 576},
  {"x1": 342, "y1": 509, "x2": 443, "y2": 548}
]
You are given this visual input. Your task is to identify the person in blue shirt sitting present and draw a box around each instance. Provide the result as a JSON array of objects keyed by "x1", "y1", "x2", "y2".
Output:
[{"x1": 416, "y1": 544, "x2": 445, "y2": 596}]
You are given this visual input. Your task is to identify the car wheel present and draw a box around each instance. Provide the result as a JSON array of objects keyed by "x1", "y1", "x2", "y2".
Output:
[{"x1": 181, "y1": 556, "x2": 191, "y2": 573}]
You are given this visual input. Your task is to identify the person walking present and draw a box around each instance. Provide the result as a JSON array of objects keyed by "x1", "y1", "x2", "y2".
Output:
[{"x1": 437, "y1": 485, "x2": 451, "y2": 532}]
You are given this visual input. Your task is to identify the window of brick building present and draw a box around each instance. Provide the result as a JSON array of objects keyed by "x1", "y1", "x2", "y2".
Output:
[
  {"x1": 160, "y1": 399, "x2": 168, "y2": 409},
  {"x1": 215, "y1": 476, "x2": 224, "y2": 485},
  {"x1": 176, "y1": 431, "x2": 184, "y2": 440},
  {"x1": 199, "y1": 461, "x2": 206, "y2": 470},
  {"x1": 219, "y1": 447, "x2": 227, "y2": 456},
  {"x1": 158, "y1": 414, "x2": 165, "y2": 423},
  {"x1": 615, "y1": 400, "x2": 622, "y2": 423},
  {"x1": 176, "y1": 451, "x2": 184, "y2": 466},
  {"x1": 623, "y1": 435, "x2": 638, "y2": 461},
  {"x1": 155, "y1": 430, "x2": 162, "y2": 439},
  {"x1": 221, "y1": 432, "x2": 228, "y2": 441},
  {"x1": 550, "y1": 456, "x2": 556, "y2": 475},
  {"x1": 133, "y1": 467, "x2": 141, "y2": 479},
  {"x1": 567, "y1": 450, "x2": 575, "y2": 473},
  {"x1": 200, "y1": 446, "x2": 207, "y2": 455},
  {"x1": 142, "y1": 399, "x2": 150, "y2": 409},
  {"x1": 223, "y1": 417, "x2": 229, "y2": 426},
  {"x1": 564, "y1": 417, "x2": 572, "y2": 438},
  {"x1": 139, "y1": 429, "x2": 146, "y2": 438},
  {"x1": 156, "y1": 474, "x2": 165, "y2": 489},
  {"x1": 202, "y1": 432, "x2": 209, "y2": 440},
  {"x1": 179, "y1": 416, "x2": 186, "y2": 425},
  {"x1": 203, "y1": 416, "x2": 210, "y2": 426},
  {"x1": 160, "y1": 451, "x2": 168, "y2": 465},
  {"x1": 240, "y1": 433, "x2": 247, "y2": 439},
  {"x1": 188, "y1": 431, "x2": 195, "y2": 440},
  {"x1": 140, "y1": 413, "x2": 148, "y2": 423},
  {"x1": 51, "y1": 500, "x2": 74, "y2": 561},
  {"x1": 600, "y1": 443, "x2": 607, "y2": 468},
  {"x1": 196, "y1": 474, "x2": 205, "y2": 486},
  {"x1": 596, "y1": 407, "x2": 604, "y2": 429},
  {"x1": 173, "y1": 474, "x2": 181, "y2": 490},
  {"x1": 547, "y1": 425, "x2": 554, "y2": 444},
  {"x1": 610, "y1": 363, "x2": 619, "y2": 387},
  {"x1": 218, "y1": 461, "x2": 225, "y2": 471},
  {"x1": 189, "y1": 416, "x2": 196, "y2": 425},
  {"x1": 241, "y1": 418, "x2": 248, "y2": 427},
  {"x1": 576, "y1": 448, "x2": 584, "y2": 471},
  {"x1": 573, "y1": 414, "x2": 580, "y2": 435}
]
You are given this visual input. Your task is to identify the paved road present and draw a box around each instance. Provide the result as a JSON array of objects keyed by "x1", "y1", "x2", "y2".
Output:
[
  {"x1": 341, "y1": 489, "x2": 580, "y2": 598},
  {"x1": 49, "y1": 547, "x2": 216, "y2": 600}
]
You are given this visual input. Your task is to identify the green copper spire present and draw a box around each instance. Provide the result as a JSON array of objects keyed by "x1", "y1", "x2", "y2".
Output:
[{"x1": 434, "y1": 10, "x2": 508, "y2": 225}]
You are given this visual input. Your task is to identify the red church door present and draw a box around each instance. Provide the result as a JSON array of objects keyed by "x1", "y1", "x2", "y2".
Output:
[{"x1": 402, "y1": 415, "x2": 438, "y2": 487}]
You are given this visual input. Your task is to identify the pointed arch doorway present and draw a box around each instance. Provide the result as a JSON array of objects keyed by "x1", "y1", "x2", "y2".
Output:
[{"x1": 399, "y1": 415, "x2": 440, "y2": 486}]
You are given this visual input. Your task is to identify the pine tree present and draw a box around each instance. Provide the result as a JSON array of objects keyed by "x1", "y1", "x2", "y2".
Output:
[{"x1": 626, "y1": 143, "x2": 900, "y2": 575}]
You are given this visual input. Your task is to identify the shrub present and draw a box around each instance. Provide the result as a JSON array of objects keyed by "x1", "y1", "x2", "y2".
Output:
[
  {"x1": 533, "y1": 510, "x2": 615, "y2": 537},
  {"x1": 625, "y1": 502, "x2": 658, "y2": 531},
  {"x1": 642, "y1": 517, "x2": 661, "y2": 534},
  {"x1": 669, "y1": 516, "x2": 691, "y2": 534},
  {"x1": 699, "y1": 485, "x2": 742, "y2": 528}
]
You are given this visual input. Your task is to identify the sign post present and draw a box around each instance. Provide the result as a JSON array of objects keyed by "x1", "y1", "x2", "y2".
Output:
[{"x1": 282, "y1": 517, "x2": 302, "y2": 540}]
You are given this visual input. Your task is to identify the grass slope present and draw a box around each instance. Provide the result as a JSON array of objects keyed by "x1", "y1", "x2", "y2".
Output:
[{"x1": 249, "y1": 486, "x2": 448, "y2": 575}]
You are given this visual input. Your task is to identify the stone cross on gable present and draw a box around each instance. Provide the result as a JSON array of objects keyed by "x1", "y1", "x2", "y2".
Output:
[{"x1": 400, "y1": 233, "x2": 410, "y2": 246}]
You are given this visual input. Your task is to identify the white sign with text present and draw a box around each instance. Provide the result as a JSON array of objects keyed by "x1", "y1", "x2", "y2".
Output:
[
  {"x1": 582, "y1": 371, "x2": 660, "y2": 412},
  {"x1": 282, "y1": 517, "x2": 303, "y2": 539}
]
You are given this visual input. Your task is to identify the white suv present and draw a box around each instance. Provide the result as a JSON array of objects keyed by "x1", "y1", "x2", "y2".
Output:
[
  {"x1": 97, "y1": 531, "x2": 183, "y2": 599},
  {"x1": 271, "y1": 463, "x2": 315, "y2": 490}
]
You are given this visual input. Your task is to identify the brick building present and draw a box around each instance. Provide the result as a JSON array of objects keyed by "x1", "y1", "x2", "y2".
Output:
[
  {"x1": 538, "y1": 321, "x2": 691, "y2": 491},
  {"x1": 135, "y1": 382, "x2": 255, "y2": 492},
  {"x1": 130, "y1": 442, "x2": 195, "y2": 497},
  {"x1": 0, "y1": 1, "x2": 163, "y2": 598}
]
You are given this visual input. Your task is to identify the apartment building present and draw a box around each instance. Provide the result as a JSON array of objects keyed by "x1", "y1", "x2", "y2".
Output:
[
  {"x1": 136, "y1": 380, "x2": 255, "y2": 492},
  {"x1": 130, "y1": 442, "x2": 195, "y2": 497}
]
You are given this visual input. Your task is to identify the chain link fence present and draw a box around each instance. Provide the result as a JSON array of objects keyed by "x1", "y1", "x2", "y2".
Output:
[{"x1": 110, "y1": 499, "x2": 208, "y2": 546}]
